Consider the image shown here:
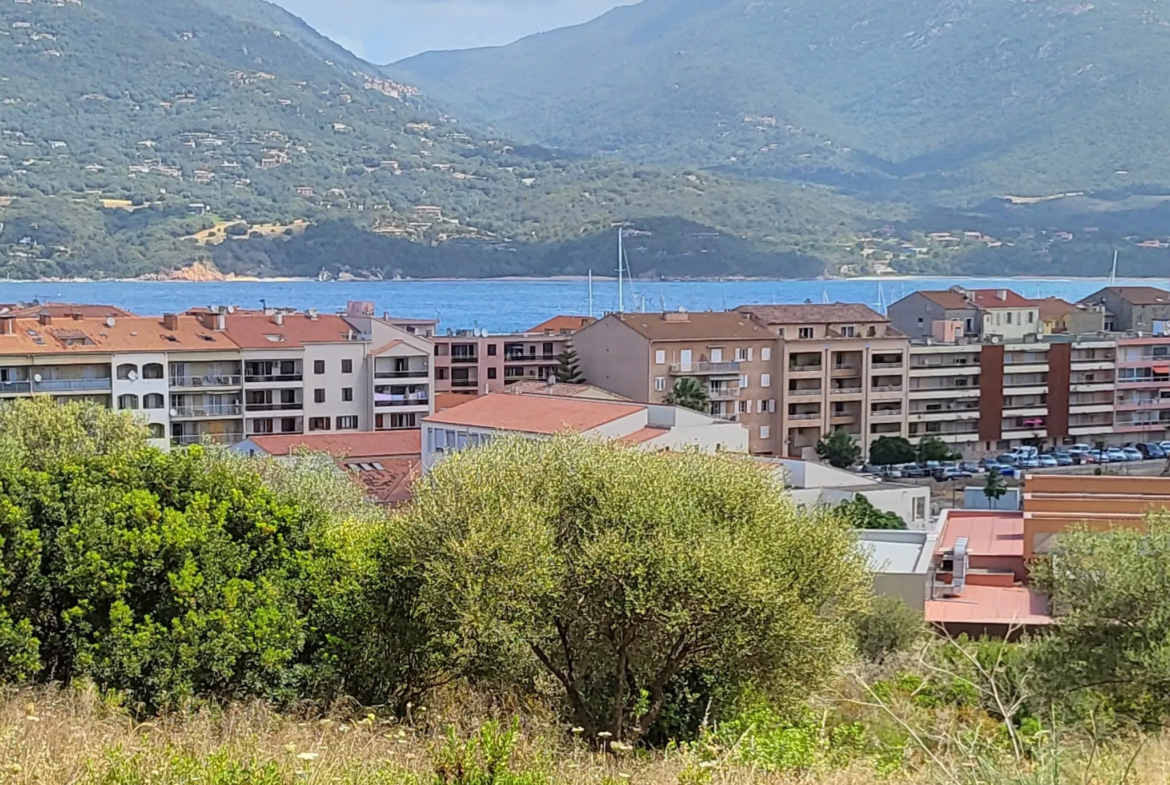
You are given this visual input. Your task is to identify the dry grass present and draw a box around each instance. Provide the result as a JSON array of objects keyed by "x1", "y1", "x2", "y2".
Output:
[{"x1": 2, "y1": 686, "x2": 1170, "y2": 785}]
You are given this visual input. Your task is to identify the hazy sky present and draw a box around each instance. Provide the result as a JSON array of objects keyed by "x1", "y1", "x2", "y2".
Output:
[{"x1": 271, "y1": 0, "x2": 629, "y2": 63}]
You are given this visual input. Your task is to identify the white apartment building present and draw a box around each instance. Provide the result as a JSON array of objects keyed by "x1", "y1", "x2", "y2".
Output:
[{"x1": 0, "y1": 305, "x2": 434, "y2": 448}]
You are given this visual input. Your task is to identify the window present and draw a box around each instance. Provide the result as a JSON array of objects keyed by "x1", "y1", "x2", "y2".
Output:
[
  {"x1": 336, "y1": 415, "x2": 358, "y2": 430},
  {"x1": 436, "y1": 368, "x2": 448, "y2": 380},
  {"x1": 143, "y1": 363, "x2": 164, "y2": 379},
  {"x1": 913, "y1": 497, "x2": 926, "y2": 521},
  {"x1": 342, "y1": 359, "x2": 353, "y2": 373},
  {"x1": 760, "y1": 425, "x2": 771, "y2": 439},
  {"x1": 117, "y1": 394, "x2": 139, "y2": 410},
  {"x1": 483, "y1": 344, "x2": 495, "y2": 357},
  {"x1": 488, "y1": 368, "x2": 497, "y2": 379},
  {"x1": 309, "y1": 417, "x2": 330, "y2": 431},
  {"x1": 917, "y1": 317, "x2": 925, "y2": 325},
  {"x1": 767, "y1": 399, "x2": 777, "y2": 413},
  {"x1": 144, "y1": 393, "x2": 165, "y2": 409},
  {"x1": 798, "y1": 327, "x2": 814, "y2": 339},
  {"x1": 840, "y1": 325, "x2": 856, "y2": 338},
  {"x1": 747, "y1": 348, "x2": 754, "y2": 362},
  {"x1": 314, "y1": 389, "x2": 325, "y2": 404},
  {"x1": 1007, "y1": 312, "x2": 1013, "y2": 324},
  {"x1": 655, "y1": 350, "x2": 666, "y2": 364},
  {"x1": 147, "y1": 423, "x2": 165, "y2": 439},
  {"x1": 740, "y1": 374, "x2": 749, "y2": 388},
  {"x1": 738, "y1": 400, "x2": 749, "y2": 414},
  {"x1": 342, "y1": 387, "x2": 353, "y2": 402},
  {"x1": 251, "y1": 419, "x2": 274, "y2": 435},
  {"x1": 777, "y1": 328, "x2": 785, "y2": 338},
  {"x1": 761, "y1": 347, "x2": 771, "y2": 361},
  {"x1": 281, "y1": 418, "x2": 298, "y2": 433},
  {"x1": 116, "y1": 363, "x2": 138, "y2": 380},
  {"x1": 314, "y1": 360, "x2": 325, "y2": 374},
  {"x1": 1028, "y1": 311, "x2": 1035, "y2": 323},
  {"x1": 761, "y1": 374, "x2": 771, "y2": 388},
  {"x1": 654, "y1": 377, "x2": 667, "y2": 392},
  {"x1": 735, "y1": 348, "x2": 747, "y2": 362}
]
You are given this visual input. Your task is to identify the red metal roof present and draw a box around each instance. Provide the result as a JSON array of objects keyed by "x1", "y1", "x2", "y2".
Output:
[
  {"x1": 423, "y1": 393, "x2": 644, "y2": 435},
  {"x1": 925, "y1": 585, "x2": 1052, "y2": 626},
  {"x1": 937, "y1": 511, "x2": 1025, "y2": 558},
  {"x1": 247, "y1": 430, "x2": 421, "y2": 459}
]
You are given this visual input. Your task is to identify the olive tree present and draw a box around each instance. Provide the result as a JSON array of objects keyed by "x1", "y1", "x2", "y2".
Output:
[{"x1": 401, "y1": 435, "x2": 870, "y2": 743}]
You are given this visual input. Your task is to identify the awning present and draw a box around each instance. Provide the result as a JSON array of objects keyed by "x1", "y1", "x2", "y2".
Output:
[{"x1": 1154, "y1": 365, "x2": 1170, "y2": 375}]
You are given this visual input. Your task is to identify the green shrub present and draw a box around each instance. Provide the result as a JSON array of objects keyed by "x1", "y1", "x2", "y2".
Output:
[{"x1": 852, "y1": 596, "x2": 923, "y2": 663}]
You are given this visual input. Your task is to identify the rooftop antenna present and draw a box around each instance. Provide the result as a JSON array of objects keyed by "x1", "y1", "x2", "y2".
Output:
[{"x1": 1109, "y1": 249, "x2": 1119, "y2": 286}]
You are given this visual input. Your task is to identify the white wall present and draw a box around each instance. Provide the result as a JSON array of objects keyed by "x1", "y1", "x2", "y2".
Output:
[
  {"x1": 111, "y1": 352, "x2": 169, "y2": 446},
  {"x1": 303, "y1": 341, "x2": 367, "y2": 430}
]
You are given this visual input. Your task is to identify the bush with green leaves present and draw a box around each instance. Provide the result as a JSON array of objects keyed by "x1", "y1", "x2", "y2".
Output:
[
  {"x1": 852, "y1": 596, "x2": 922, "y2": 663},
  {"x1": 835, "y1": 494, "x2": 907, "y2": 530},
  {"x1": 400, "y1": 435, "x2": 870, "y2": 743},
  {"x1": 0, "y1": 398, "x2": 387, "y2": 709}
]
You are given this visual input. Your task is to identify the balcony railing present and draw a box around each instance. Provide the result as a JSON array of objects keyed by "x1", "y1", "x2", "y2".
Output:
[
  {"x1": 830, "y1": 387, "x2": 863, "y2": 396},
  {"x1": 670, "y1": 361, "x2": 742, "y2": 375},
  {"x1": 0, "y1": 380, "x2": 32, "y2": 394},
  {"x1": 34, "y1": 378, "x2": 111, "y2": 392},
  {"x1": 871, "y1": 385, "x2": 904, "y2": 393},
  {"x1": 787, "y1": 389, "x2": 821, "y2": 397},
  {"x1": 788, "y1": 413, "x2": 821, "y2": 421},
  {"x1": 245, "y1": 403, "x2": 303, "y2": 412},
  {"x1": 375, "y1": 369, "x2": 430, "y2": 379},
  {"x1": 450, "y1": 355, "x2": 479, "y2": 364},
  {"x1": 171, "y1": 374, "x2": 242, "y2": 388},
  {"x1": 245, "y1": 374, "x2": 303, "y2": 384},
  {"x1": 451, "y1": 380, "x2": 478, "y2": 388},
  {"x1": 789, "y1": 364, "x2": 824, "y2": 373},
  {"x1": 377, "y1": 394, "x2": 431, "y2": 407},
  {"x1": 872, "y1": 409, "x2": 904, "y2": 417},
  {"x1": 707, "y1": 387, "x2": 741, "y2": 399},
  {"x1": 172, "y1": 433, "x2": 244, "y2": 446},
  {"x1": 172, "y1": 404, "x2": 243, "y2": 418},
  {"x1": 872, "y1": 361, "x2": 905, "y2": 369}
]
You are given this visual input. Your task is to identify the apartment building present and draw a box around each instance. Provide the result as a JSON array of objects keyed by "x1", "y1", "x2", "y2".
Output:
[
  {"x1": 572, "y1": 311, "x2": 779, "y2": 452},
  {"x1": 420, "y1": 391, "x2": 748, "y2": 469},
  {"x1": 737, "y1": 304, "x2": 909, "y2": 458},
  {"x1": 340, "y1": 302, "x2": 435, "y2": 432},
  {"x1": 889, "y1": 288, "x2": 1042, "y2": 341},
  {"x1": 1080, "y1": 286, "x2": 1170, "y2": 332},
  {"x1": 433, "y1": 329, "x2": 572, "y2": 394},
  {"x1": 0, "y1": 303, "x2": 434, "y2": 448}
]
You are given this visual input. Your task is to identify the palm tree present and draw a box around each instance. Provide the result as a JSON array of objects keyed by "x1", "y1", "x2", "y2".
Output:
[{"x1": 665, "y1": 376, "x2": 710, "y2": 413}]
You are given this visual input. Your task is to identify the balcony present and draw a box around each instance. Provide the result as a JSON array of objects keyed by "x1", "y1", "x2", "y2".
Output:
[
  {"x1": 788, "y1": 364, "x2": 824, "y2": 375},
  {"x1": 0, "y1": 380, "x2": 32, "y2": 394},
  {"x1": 34, "y1": 378, "x2": 111, "y2": 393},
  {"x1": 830, "y1": 364, "x2": 861, "y2": 378},
  {"x1": 871, "y1": 408, "x2": 904, "y2": 420},
  {"x1": 451, "y1": 380, "x2": 478, "y2": 389},
  {"x1": 172, "y1": 404, "x2": 243, "y2": 418},
  {"x1": 707, "y1": 387, "x2": 741, "y2": 400},
  {"x1": 375, "y1": 369, "x2": 430, "y2": 379},
  {"x1": 670, "y1": 361, "x2": 742, "y2": 375},
  {"x1": 170, "y1": 374, "x2": 242, "y2": 389},
  {"x1": 246, "y1": 403, "x2": 304, "y2": 412},
  {"x1": 787, "y1": 388, "x2": 822, "y2": 397},
  {"x1": 172, "y1": 433, "x2": 244, "y2": 447},
  {"x1": 245, "y1": 373, "x2": 303, "y2": 384},
  {"x1": 788, "y1": 412, "x2": 821, "y2": 421},
  {"x1": 871, "y1": 361, "x2": 905, "y2": 370},
  {"x1": 450, "y1": 355, "x2": 479, "y2": 364},
  {"x1": 871, "y1": 385, "x2": 904, "y2": 395},
  {"x1": 376, "y1": 393, "x2": 431, "y2": 407}
]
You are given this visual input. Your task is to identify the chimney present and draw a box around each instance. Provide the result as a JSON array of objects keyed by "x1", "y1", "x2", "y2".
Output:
[
  {"x1": 71, "y1": 311, "x2": 82, "y2": 321},
  {"x1": 215, "y1": 313, "x2": 226, "y2": 332},
  {"x1": 0, "y1": 316, "x2": 13, "y2": 335},
  {"x1": 162, "y1": 313, "x2": 179, "y2": 331},
  {"x1": 38, "y1": 310, "x2": 52, "y2": 326},
  {"x1": 274, "y1": 312, "x2": 284, "y2": 326},
  {"x1": 997, "y1": 290, "x2": 1008, "y2": 301}
]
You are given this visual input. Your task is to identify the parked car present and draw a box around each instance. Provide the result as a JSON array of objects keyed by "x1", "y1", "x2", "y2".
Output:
[
  {"x1": 899, "y1": 463, "x2": 928, "y2": 478},
  {"x1": 1067, "y1": 444, "x2": 1093, "y2": 463},
  {"x1": 936, "y1": 466, "x2": 973, "y2": 481},
  {"x1": 1106, "y1": 448, "x2": 1128, "y2": 462},
  {"x1": 1121, "y1": 447, "x2": 1144, "y2": 462},
  {"x1": 1136, "y1": 443, "x2": 1167, "y2": 460},
  {"x1": 1038, "y1": 455, "x2": 1059, "y2": 468},
  {"x1": 1159, "y1": 440, "x2": 1170, "y2": 455},
  {"x1": 1084, "y1": 449, "x2": 1108, "y2": 464},
  {"x1": 882, "y1": 466, "x2": 903, "y2": 480},
  {"x1": 996, "y1": 454, "x2": 1019, "y2": 466},
  {"x1": 960, "y1": 461, "x2": 982, "y2": 474},
  {"x1": 1050, "y1": 451, "x2": 1074, "y2": 466}
]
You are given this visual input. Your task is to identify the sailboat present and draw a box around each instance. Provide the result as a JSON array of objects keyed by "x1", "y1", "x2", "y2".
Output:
[
  {"x1": 616, "y1": 225, "x2": 637, "y2": 312},
  {"x1": 1109, "y1": 250, "x2": 1119, "y2": 286}
]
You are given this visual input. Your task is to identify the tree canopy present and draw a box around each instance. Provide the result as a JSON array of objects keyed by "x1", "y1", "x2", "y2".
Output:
[
  {"x1": 869, "y1": 436, "x2": 915, "y2": 466},
  {"x1": 665, "y1": 377, "x2": 710, "y2": 413},
  {"x1": 835, "y1": 494, "x2": 907, "y2": 530},
  {"x1": 400, "y1": 435, "x2": 870, "y2": 742},
  {"x1": 817, "y1": 430, "x2": 861, "y2": 469}
]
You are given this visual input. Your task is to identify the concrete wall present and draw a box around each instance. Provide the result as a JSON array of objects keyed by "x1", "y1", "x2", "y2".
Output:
[
  {"x1": 964, "y1": 486, "x2": 1023, "y2": 510},
  {"x1": 820, "y1": 485, "x2": 931, "y2": 529},
  {"x1": 303, "y1": 341, "x2": 367, "y2": 431},
  {"x1": 572, "y1": 317, "x2": 652, "y2": 402},
  {"x1": 873, "y1": 573, "x2": 928, "y2": 612}
]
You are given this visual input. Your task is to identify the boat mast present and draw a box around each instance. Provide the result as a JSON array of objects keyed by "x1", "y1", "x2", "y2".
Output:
[
  {"x1": 1109, "y1": 249, "x2": 1119, "y2": 286},
  {"x1": 588, "y1": 269, "x2": 594, "y2": 318},
  {"x1": 617, "y1": 227, "x2": 625, "y2": 313}
]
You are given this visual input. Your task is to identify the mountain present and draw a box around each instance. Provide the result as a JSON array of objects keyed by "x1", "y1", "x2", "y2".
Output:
[
  {"x1": 392, "y1": 0, "x2": 1170, "y2": 202},
  {"x1": 0, "y1": 0, "x2": 887, "y2": 280}
]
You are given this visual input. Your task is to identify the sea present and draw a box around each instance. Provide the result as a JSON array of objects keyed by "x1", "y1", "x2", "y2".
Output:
[{"x1": 0, "y1": 277, "x2": 1162, "y2": 333}]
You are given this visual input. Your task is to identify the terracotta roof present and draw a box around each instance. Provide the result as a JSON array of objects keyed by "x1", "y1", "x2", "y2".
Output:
[
  {"x1": 925, "y1": 585, "x2": 1051, "y2": 626},
  {"x1": 370, "y1": 339, "x2": 402, "y2": 356},
  {"x1": 528, "y1": 315, "x2": 596, "y2": 334},
  {"x1": 737, "y1": 304, "x2": 888, "y2": 324},
  {"x1": 937, "y1": 511, "x2": 1024, "y2": 558},
  {"x1": 423, "y1": 392, "x2": 644, "y2": 435},
  {"x1": 915, "y1": 288, "x2": 1040, "y2": 310},
  {"x1": 217, "y1": 313, "x2": 358, "y2": 348},
  {"x1": 617, "y1": 426, "x2": 668, "y2": 444},
  {"x1": 599, "y1": 312, "x2": 773, "y2": 341},
  {"x1": 0, "y1": 302, "x2": 135, "y2": 318},
  {"x1": 505, "y1": 381, "x2": 630, "y2": 400},
  {"x1": 1084, "y1": 286, "x2": 1170, "y2": 306},
  {"x1": 1037, "y1": 297, "x2": 1075, "y2": 322},
  {"x1": 342, "y1": 458, "x2": 420, "y2": 507},
  {"x1": 246, "y1": 430, "x2": 421, "y2": 459},
  {"x1": 0, "y1": 315, "x2": 236, "y2": 355},
  {"x1": 435, "y1": 392, "x2": 477, "y2": 412}
]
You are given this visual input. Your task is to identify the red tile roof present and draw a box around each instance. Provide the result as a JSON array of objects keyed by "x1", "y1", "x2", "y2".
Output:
[
  {"x1": 0, "y1": 315, "x2": 235, "y2": 354},
  {"x1": 1037, "y1": 297, "x2": 1076, "y2": 322},
  {"x1": 925, "y1": 585, "x2": 1051, "y2": 626},
  {"x1": 423, "y1": 393, "x2": 644, "y2": 435},
  {"x1": 246, "y1": 430, "x2": 421, "y2": 459},
  {"x1": 618, "y1": 427, "x2": 668, "y2": 444},
  {"x1": 1084, "y1": 286, "x2": 1170, "y2": 306},
  {"x1": 528, "y1": 315, "x2": 596, "y2": 334},
  {"x1": 916, "y1": 290, "x2": 974, "y2": 309},
  {"x1": 217, "y1": 312, "x2": 358, "y2": 348},
  {"x1": 937, "y1": 511, "x2": 1024, "y2": 558},
  {"x1": 917, "y1": 288, "x2": 1039, "y2": 310},
  {"x1": 737, "y1": 303, "x2": 888, "y2": 324},
  {"x1": 435, "y1": 392, "x2": 477, "y2": 412},
  {"x1": 342, "y1": 458, "x2": 420, "y2": 507},
  {"x1": 0, "y1": 302, "x2": 135, "y2": 318}
]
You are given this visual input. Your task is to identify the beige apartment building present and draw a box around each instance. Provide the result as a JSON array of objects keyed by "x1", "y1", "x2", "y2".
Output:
[
  {"x1": 736, "y1": 305, "x2": 909, "y2": 458},
  {"x1": 572, "y1": 311, "x2": 779, "y2": 452},
  {"x1": 574, "y1": 306, "x2": 911, "y2": 456}
]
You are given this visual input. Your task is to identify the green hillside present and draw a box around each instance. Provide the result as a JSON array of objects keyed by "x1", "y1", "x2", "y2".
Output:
[
  {"x1": 392, "y1": 0, "x2": 1170, "y2": 201},
  {"x1": 0, "y1": 0, "x2": 890, "y2": 280}
]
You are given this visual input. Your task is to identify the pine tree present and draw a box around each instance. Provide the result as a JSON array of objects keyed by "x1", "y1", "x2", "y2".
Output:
[{"x1": 555, "y1": 347, "x2": 585, "y2": 384}]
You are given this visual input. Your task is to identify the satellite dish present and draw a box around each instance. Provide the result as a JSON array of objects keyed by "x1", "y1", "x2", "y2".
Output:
[
  {"x1": 32, "y1": 373, "x2": 42, "y2": 383},
  {"x1": 128, "y1": 370, "x2": 139, "y2": 381},
  {"x1": 169, "y1": 408, "x2": 178, "y2": 417}
]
